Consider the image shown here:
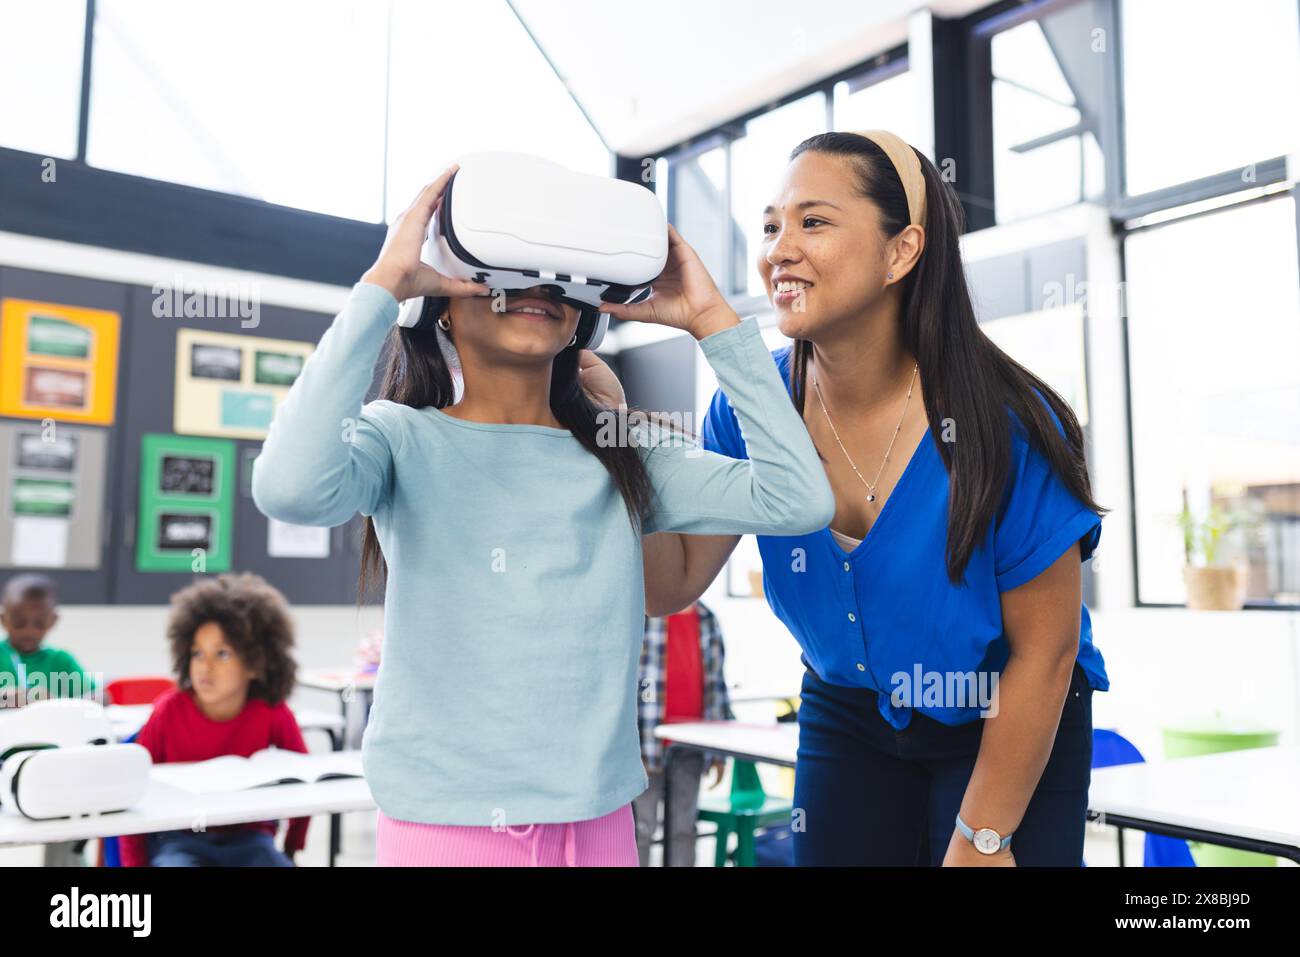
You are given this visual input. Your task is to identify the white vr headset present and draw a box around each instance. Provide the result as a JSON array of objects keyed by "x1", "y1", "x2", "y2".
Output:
[
  {"x1": 1, "y1": 743, "x2": 151, "y2": 820},
  {"x1": 0, "y1": 699, "x2": 150, "y2": 820},
  {"x1": 395, "y1": 151, "x2": 669, "y2": 351},
  {"x1": 0, "y1": 698, "x2": 114, "y2": 761}
]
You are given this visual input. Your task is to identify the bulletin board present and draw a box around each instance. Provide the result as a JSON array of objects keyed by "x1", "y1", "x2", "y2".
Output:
[
  {"x1": 113, "y1": 282, "x2": 372, "y2": 603},
  {"x1": 0, "y1": 266, "x2": 373, "y2": 605}
]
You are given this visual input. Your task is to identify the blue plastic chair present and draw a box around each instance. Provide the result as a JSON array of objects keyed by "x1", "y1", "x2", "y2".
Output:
[{"x1": 1088, "y1": 729, "x2": 1195, "y2": 867}]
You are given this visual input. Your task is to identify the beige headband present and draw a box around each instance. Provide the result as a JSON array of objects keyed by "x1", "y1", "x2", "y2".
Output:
[{"x1": 852, "y1": 129, "x2": 927, "y2": 227}]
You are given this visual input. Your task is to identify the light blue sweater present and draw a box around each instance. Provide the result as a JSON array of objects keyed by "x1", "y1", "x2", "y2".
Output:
[{"x1": 252, "y1": 282, "x2": 834, "y2": 825}]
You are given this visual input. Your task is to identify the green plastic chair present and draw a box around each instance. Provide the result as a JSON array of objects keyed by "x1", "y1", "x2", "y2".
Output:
[{"x1": 696, "y1": 759, "x2": 792, "y2": 866}]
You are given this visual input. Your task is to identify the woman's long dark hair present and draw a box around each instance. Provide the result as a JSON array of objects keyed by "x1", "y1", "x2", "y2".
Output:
[
  {"x1": 789, "y1": 132, "x2": 1106, "y2": 585},
  {"x1": 356, "y1": 303, "x2": 679, "y2": 603}
]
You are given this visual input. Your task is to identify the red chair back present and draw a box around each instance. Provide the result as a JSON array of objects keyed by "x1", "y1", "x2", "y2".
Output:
[{"x1": 106, "y1": 677, "x2": 177, "y2": 705}]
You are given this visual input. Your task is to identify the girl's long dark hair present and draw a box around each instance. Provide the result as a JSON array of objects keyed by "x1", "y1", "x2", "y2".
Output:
[
  {"x1": 356, "y1": 304, "x2": 676, "y2": 603},
  {"x1": 789, "y1": 132, "x2": 1106, "y2": 585}
]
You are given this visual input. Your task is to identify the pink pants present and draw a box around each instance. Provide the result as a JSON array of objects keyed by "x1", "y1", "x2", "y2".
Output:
[{"x1": 375, "y1": 803, "x2": 638, "y2": 867}]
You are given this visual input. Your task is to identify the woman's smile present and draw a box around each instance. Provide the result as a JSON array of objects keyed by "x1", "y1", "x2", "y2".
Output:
[{"x1": 773, "y1": 275, "x2": 814, "y2": 307}]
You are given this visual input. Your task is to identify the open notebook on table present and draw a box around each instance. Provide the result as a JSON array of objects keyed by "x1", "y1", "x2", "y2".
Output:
[{"x1": 149, "y1": 748, "x2": 364, "y2": 794}]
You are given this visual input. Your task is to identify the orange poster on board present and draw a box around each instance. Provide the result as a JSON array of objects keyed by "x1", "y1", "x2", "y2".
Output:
[{"x1": 0, "y1": 298, "x2": 120, "y2": 425}]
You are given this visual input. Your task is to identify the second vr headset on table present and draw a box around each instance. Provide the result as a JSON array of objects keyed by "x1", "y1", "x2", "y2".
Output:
[{"x1": 396, "y1": 151, "x2": 669, "y2": 351}]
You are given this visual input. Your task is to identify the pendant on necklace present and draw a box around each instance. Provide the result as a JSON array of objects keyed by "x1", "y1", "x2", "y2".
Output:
[{"x1": 866, "y1": 494, "x2": 876, "y2": 503}]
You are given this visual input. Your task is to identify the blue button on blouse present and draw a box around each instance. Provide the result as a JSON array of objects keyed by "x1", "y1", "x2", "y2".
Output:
[{"x1": 701, "y1": 344, "x2": 1108, "y2": 731}]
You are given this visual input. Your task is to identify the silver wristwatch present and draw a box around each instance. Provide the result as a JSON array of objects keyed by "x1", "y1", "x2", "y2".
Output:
[{"x1": 955, "y1": 813, "x2": 1013, "y2": 854}]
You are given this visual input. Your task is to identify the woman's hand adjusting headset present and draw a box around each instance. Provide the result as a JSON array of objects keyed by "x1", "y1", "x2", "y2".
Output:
[
  {"x1": 361, "y1": 165, "x2": 493, "y2": 305},
  {"x1": 600, "y1": 224, "x2": 740, "y2": 341},
  {"x1": 576, "y1": 350, "x2": 626, "y2": 409}
]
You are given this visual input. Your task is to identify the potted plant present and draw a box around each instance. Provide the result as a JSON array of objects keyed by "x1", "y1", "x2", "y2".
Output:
[{"x1": 1177, "y1": 496, "x2": 1248, "y2": 611}]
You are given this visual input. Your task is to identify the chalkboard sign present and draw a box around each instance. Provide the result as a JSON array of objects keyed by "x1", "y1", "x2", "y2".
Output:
[
  {"x1": 254, "y1": 350, "x2": 304, "y2": 387},
  {"x1": 16, "y1": 431, "x2": 77, "y2": 471},
  {"x1": 190, "y1": 343, "x2": 242, "y2": 381},
  {"x1": 156, "y1": 512, "x2": 212, "y2": 551},
  {"x1": 160, "y1": 455, "x2": 216, "y2": 495}
]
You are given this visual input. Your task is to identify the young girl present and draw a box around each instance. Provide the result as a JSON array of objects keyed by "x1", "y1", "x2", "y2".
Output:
[
  {"x1": 118, "y1": 573, "x2": 309, "y2": 867},
  {"x1": 251, "y1": 164, "x2": 835, "y2": 866}
]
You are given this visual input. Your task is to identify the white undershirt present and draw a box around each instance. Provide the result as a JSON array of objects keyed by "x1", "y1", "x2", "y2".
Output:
[{"x1": 829, "y1": 526, "x2": 863, "y2": 552}]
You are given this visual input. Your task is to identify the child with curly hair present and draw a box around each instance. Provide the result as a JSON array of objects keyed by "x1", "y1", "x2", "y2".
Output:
[{"x1": 118, "y1": 572, "x2": 310, "y2": 867}]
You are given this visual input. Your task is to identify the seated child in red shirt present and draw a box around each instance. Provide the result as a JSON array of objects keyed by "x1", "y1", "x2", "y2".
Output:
[{"x1": 119, "y1": 572, "x2": 309, "y2": 867}]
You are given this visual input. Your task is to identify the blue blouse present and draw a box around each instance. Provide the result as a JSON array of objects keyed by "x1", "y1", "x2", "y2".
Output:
[{"x1": 701, "y1": 344, "x2": 1108, "y2": 731}]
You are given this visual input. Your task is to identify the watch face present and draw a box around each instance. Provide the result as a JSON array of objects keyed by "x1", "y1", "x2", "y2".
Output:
[{"x1": 973, "y1": 828, "x2": 1002, "y2": 854}]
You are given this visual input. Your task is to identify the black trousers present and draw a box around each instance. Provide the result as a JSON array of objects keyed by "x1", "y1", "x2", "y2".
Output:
[{"x1": 792, "y1": 660, "x2": 1094, "y2": 866}]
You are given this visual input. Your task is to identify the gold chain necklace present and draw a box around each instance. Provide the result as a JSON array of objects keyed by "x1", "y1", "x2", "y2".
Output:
[{"x1": 812, "y1": 363, "x2": 918, "y2": 504}]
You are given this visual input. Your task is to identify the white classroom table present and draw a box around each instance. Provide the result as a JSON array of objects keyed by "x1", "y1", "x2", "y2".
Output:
[
  {"x1": 654, "y1": 722, "x2": 1300, "y2": 865},
  {"x1": 297, "y1": 669, "x2": 379, "y2": 750},
  {"x1": 655, "y1": 721, "x2": 798, "y2": 767},
  {"x1": 726, "y1": 687, "x2": 803, "y2": 707},
  {"x1": 108, "y1": 703, "x2": 350, "y2": 862},
  {"x1": 0, "y1": 751, "x2": 374, "y2": 864},
  {"x1": 4, "y1": 707, "x2": 353, "y2": 865},
  {"x1": 653, "y1": 721, "x2": 796, "y2": 866},
  {"x1": 297, "y1": 669, "x2": 377, "y2": 707},
  {"x1": 1087, "y1": 745, "x2": 1300, "y2": 864}
]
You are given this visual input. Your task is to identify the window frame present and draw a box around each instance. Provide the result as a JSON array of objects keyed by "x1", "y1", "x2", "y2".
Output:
[
  {"x1": 1112, "y1": 0, "x2": 1300, "y2": 609},
  {"x1": 1119, "y1": 189, "x2": 1300, "y2": 611},
  {"x1": 647, "y1": 43, "x2": 909, "y2": 310}
]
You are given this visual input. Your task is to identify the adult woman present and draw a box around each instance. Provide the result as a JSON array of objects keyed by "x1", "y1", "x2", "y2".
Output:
[
  {"x1": 606, "y1": 130, "x2": 1107, "y2": 866},
  {"x1": 252, "y1": 166, "x2": 834, "y2": 866}
]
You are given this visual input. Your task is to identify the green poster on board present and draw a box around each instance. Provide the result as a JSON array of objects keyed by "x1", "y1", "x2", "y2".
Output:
[
  {"x1": 12, "y1": 477, "x2": 75, "y2": 516},
  {"x1": 28, "y1": 315, "x2": 92, "y2": 358},
  {"x1": 136, "y1": 433, "x2": 235, "y2": 573}
]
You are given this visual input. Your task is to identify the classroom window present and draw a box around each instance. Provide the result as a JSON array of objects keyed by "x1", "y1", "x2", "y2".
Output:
[
  {"x1": 668, "y1": 144, "x2": 732, "y2": 294},
  {"x1": 0, "y1": 0, "x2": 86, "y2": 158},
  {"x1": 728, "y1": 91, "x2": 828, "y2": 296},
  {"x1": 832, "y1": 63, "x2": 920, "y2": 145},
  {"x1": 1124, "y1": 195, "x2": 1300, "y2": 606},
  {"x1": 85, "y1": 0, "x2": 390, "y2": 222},
  {"x1": 1121, "y1": 0, "x2": 1300, "y2": 196},
  {"x1": 383, "y1": 0, "x2": 607, "y2": 222},
  {"x1": 989, "y1": 13, "x2": 1105, "y2": 223}
]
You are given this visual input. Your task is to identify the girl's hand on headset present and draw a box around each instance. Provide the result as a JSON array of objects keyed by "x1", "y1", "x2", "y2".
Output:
[
  {"x1": 577, "y1": 349, "x2": 626, "y2": 409},
  {"x1": 601, "y1": 224, "x2": 740, "y2": 340},
  {"x1": 361, "y1": 165, "x2": 492, "y2": 304}
]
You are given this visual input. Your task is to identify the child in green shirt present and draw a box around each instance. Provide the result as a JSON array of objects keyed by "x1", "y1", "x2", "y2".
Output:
[{"x1": 0, "y1": 573, "x2": 103, "y2": 708}]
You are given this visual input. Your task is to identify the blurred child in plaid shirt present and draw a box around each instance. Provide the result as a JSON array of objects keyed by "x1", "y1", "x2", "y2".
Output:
[{"x1": 634, "y1": 600, "x2": 733, "y2": 866}]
